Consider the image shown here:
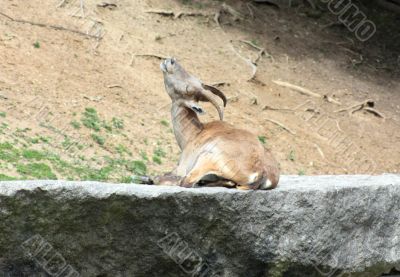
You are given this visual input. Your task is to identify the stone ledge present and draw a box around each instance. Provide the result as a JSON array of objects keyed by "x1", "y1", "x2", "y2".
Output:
[{"x1": 0, "y1": 174, "x2": 399, "y2": 277}]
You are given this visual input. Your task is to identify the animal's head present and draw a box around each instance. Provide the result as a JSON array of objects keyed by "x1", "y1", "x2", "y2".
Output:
[{"x1": 160, "y1": 58, "x2": 227, "y2": 120}]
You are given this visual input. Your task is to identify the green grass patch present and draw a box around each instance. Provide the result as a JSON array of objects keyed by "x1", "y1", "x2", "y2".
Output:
[
  {"x1": 70, "y1": 120, "x2": 81, "y2": 129},
  {"x1": 30, "y1": 137, "x2": 40, "y2": 144},
  {"x1": 154, "y1": 147, "x2": 166, "y2": 158},
  {"x1": 0, "y1": 112, "x2": 6, "y2": 118},
  {"x1": 62, "y1": 136, "x2": 74, "y2": 149},
  {"x1": 39, "y1": 136, "x2": 50, "y2": 143},
  {"x1": 103, "y1": 121, "x2": 113, "y2": 132},
  {"x1": 116, "y1": 144, "x2": 131, "y2": 156},
  {"x1": 152, "y1": 155, "x2": 162, "y2": 165},
  {"x1": 17, "y1": 163, "x2": 57, "y2": 179},
  {"x1": 288, "y1": 150, "x2": 296, "y2": 162},
  {"x1": 126, "y1": 160, "x2": 147, "y2": 175},
  {"x1": 22, "y1": 149, "x2": 45, "y2": 160},
  {"x1": 91, "y1": 134, "x2": 105, "y2": 146},
  {"x1": 33, "y1": 41, "x2": 40, "y2": 48},
  {"x1": 160, "y1": 119, "x2": 169, "y2": 127},
  {"x1": 140, "y1": 150, "x2": 148, "y2": 161},
  {"x1": 0, "y1": 174, "x2": 17, "y2": 181},
  {"x1": 119, "y1": 176, "x2": 133, "y2": 183},
  {"x1": 0, "y1": 142, "x2": 20, "y2": 162},
  {"x1": 81, "y1": 108, "x2": 101, "y2": 131},
  {"x1": 152, "y1": 146, "x2": 166, "y2": 165},
  {"x1": 258, "y1": 135, "x2": 267, "y2": 145},
  {"x1": 112, "y1": 117, "x2": 124, "y2": 129}
]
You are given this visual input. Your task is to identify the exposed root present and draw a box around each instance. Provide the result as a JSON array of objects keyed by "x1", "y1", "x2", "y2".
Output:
[
  {"x1": 239, "y1": 39, "x2": 274, "y2": 63},
  {"x1": 335, "y1": 99, "x2": 373, "y2": 113},
  {"x1": 210, "y1": 81, "x2": 229, "y2": 87},
  {"x1": 272, "y1": 80, "x2": 342, "y2": 105},
  {"x1": 314, "y1": 143, "x2": 325, "y2": 159},
  {"x1": 335, "y1": 99, "x2": 385, "y2": 118},
  {"x1": 313, "y1": 143, "x2": 338, "y2": 167},
  {"x1": 335, "y1": 120, "x2": 343, "y2": 132},
  {"x1": 83, "y1": 95, "x2": 103, "y2": 102},
  {"x1": 230, "y1": 44, "x2": 258, "y2": 81},
  {"x1": 246, "y1": 2, "x2": 255, "y2": 19},
  {"x1": 0, "y1": 11, "x2": 101, "y2": 39},
  {"x1": 107, "y1": 84, "x2": 123, "y2": 89},
  {"x1": 321, "y1": 21, "x2": 344, "y2": 30},
  {"x1": 79, "y1": 0, "x2": 85, "y2": 18},
  {"x1": 214, "y1": 10, "x2": 222, "y2": 28},
  {"x1": 265, "y1": 118, "x2": 296, "y2": 135},
  {"x1": 57, "y1": 0, "x2": 67, "y2": 8},
  {"x1": 304, "y1": 0, "x2": 317, "y2": 9},
  {"x1": 220, "y1": 3, "x2": 244, "y2": 21},
  {"x1": 134, "y1": 53, "x2": 169, "y2": 60},
  {"x1": 97, "y1": 2, "x2": 118, "y2": 9},
  {"x1": 230, "y1": 39, "x2": 273, "y2": 82},
  {"x1": 252, "y1": 0, "x2": 281, "y2": 9},
  {"x1": 215, "y1": 3, "x2": 244, "y2": 28},
  {"x1": 262, "y1": 105, "x2": 295, "y2": 112},
  {"x1": 146, "y1": 10, "x2": 210, "y2": 20},
  {"x1": 360, "y1": 107, "x2": 385, "y2": 118}
]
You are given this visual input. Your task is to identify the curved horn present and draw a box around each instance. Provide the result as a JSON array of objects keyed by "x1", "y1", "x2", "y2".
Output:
[
  {"x1": 201, "y1": 89, "x2": 224, "y2": 120},
  {"x1": 202, "y1": 84, "x2": 227, "y2": 107}
]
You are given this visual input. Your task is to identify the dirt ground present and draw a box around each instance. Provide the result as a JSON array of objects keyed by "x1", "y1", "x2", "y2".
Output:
[{"x1": 0, "y1": 0, "x2": 399, "y2": 182}]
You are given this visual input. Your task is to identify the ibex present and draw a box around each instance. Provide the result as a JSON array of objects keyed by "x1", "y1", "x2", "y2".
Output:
[{"x1": 144, "y1": 58, "x2": 280, "y2": 190}]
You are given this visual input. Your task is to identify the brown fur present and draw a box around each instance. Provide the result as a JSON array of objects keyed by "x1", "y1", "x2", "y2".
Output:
[{"x1": 151, "y1": 58, "x2": 280, "y2": 189}]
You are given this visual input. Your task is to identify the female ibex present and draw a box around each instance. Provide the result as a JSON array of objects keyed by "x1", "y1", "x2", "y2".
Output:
[{"x1": 145, "y1": 58, "x2": 279, "y2": 190}]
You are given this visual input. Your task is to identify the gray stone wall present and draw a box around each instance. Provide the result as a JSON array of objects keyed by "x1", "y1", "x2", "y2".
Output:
[{"x1": 0, "y1": 175, "x2": 399, "y2": 277}]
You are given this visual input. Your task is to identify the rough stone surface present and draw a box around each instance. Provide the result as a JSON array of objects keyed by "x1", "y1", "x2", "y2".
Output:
[{"x1": 0, "y1": 175, "x2": 400, "y2": 277}]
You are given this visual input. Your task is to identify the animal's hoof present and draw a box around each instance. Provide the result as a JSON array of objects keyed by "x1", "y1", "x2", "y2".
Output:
[{"x1": 131, "y1": 175, "x2": 154, "y2": 185}]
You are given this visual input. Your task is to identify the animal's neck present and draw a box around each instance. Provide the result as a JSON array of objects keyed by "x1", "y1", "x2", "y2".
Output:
[{"x1": 171, "y1": 103, "x2": 203, "y2": 150}]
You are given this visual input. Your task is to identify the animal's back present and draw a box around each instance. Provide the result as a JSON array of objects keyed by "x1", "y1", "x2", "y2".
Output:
[{"x1": 178, "y1": 121, "x2": 279, "y2": 188}]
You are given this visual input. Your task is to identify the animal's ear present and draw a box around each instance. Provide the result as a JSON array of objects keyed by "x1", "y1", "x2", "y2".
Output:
[
  {"x1": 202, "y1": 84, "x2": 227, "y2": 107},
  {"x1": 189, "y1": 103, "x2": 205, "y2": 115},
  {"x1": 171, "y1": 57, "x2": 176, "y2": 65}
]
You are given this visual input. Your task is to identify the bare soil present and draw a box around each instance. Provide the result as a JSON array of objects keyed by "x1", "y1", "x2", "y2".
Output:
[{"x1": 0, "y1": 0, "x2": 399, "y2": 182}]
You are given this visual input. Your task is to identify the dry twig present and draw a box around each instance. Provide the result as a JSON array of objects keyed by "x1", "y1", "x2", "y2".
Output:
[
  {"x1": 262, "y1": 105, "x2": 295, "y2": 112},
  {"x1": 210, "y1": 81, "x2": 229, "y2": 87},
  {"x1": 0, "y1": 11, "x2": 101, "y2": 39},
  {"x1": 230, "y1": 44, "x2": 258, "y2": 81},
  {"x1": 246, "y1": 2, "x2": 255, "y2": 19},
  {"x1": 314, "y1": 143, "x2": 326, "y2": 159},
  {"x1": 360, "y1": 107, "x2": 385, "y2": 118},
  {"x1": 79, "y1": 0, "x2": 85, "y2": 17},
  {"x1": 83, "y1": 95, "x2": 103, "y2": 102},
  {"x1": 134, "y1": 53, "x2": 169, "y2": 60},
  {"x1": 221, "y1": 3, "x2": 244, "y2": 21},
  {"x1": 239, "y1": 39, "x2": 274, "y2": 63},
  {"x1": 334, "y1": 99, "x2": 385, "y2": 118},
  {"x1": 334, "y1": 99, "x2": 373, "y2": 113},
  {"x1": 265, "y1": 118, "x2": 296, "y2": 135},
  {"x1": 146, "y1": 10, "x2": 209, "y2": 19},
  {"x1": 57, "y1": 0, "x2": 67, "y2": 8},
  {"x1": 107, "y1": 84, "x2": 123, "y2": 89},
  {"x1": 272, "y1": 80, "x2": 342, "y2": 105},
  {"x1": 252, "y1": 0, "x2": 281, "y2": 9},
  {"x1": 215, "y1": 3, "x2": 244, "y2": 28}
]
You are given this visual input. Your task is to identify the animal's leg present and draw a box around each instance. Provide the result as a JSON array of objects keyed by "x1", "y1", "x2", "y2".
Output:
[
  {"x1": 153, "y1": 173, "x2": 182, "y2": 186},
  {"x1": 180, "y1": 161, "x2": 238, "y2": 188},
  {"x1": 198, "y1": 179, "x2": 236, "y2": 188},
  {"x1": 258, "y1": 149, "x2": 280, "y2": 190},
  {"x1": 133, "y1": 172, "x2": 182, "y2": 186},
  {"x1": 179, "y1": 159, "x2": 223, "y2": 188}
]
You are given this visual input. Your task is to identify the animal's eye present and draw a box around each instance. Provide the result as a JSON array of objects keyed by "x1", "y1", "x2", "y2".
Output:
[{"x1": 170, "y1": 59, "x2": 175, "y2": 65}]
